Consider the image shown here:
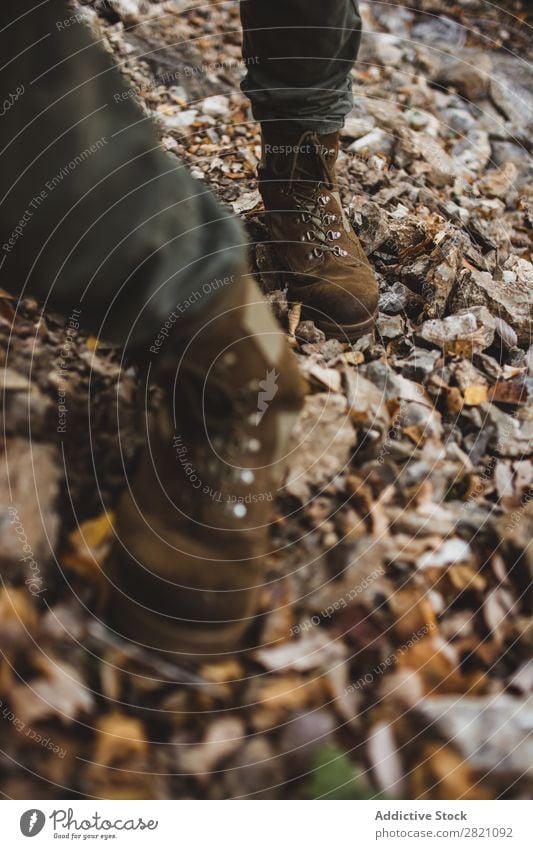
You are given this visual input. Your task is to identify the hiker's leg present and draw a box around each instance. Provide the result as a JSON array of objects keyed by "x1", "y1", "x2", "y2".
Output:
[
  {"x1": 239, "y1": 0, "x2": 377, "y2": 340},
  {"x1": 0, "y1": 0, "x2": 245, "y2": 349},
  {"x1": 240, "y1": 0, "x2": 362, "y2": 133},
  {"x1": 0, "y1": 1, "x2": 306, "y2": 657}
]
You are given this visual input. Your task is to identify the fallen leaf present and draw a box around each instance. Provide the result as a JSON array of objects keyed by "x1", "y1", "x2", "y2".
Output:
[{"x1": 10, "y1": 658, "x2": 93, "y2": 725}]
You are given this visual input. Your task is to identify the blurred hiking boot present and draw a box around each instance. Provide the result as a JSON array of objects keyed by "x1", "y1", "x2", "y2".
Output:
[
  {"x1": 258, "y1": 125, "x2": 379, "y2": 340},
  {"x1": 106, "y1": 269, "x2": 305, "y2": 659}
]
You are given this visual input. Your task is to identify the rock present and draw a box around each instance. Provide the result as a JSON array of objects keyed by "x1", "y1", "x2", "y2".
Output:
[
  {"x1": 222, "y1": 738, "x2": 285, "y2": 799},
  {"x1": 434, "y1": 52, "x2": 493, "y2": 102},
  {"x1": 494, "y1": 317, "x2": 518, "y2": 350},
  {"x1": 401, "y1": 348, "x2": 441, "y2": 382},
  {"x1": 177, "y1": 717, "x2": 245, "y2": 778},
  {"x1": 364, "y1": 98, "x2": 406, "y2": 133},
  {"x1": 452, "y1": 129, "x2": 491, "y2": 172},
  {"x1": 411, "y1": 132, "x2": 456, "y2": 186},
  {"x1": 379, "y1": 282, "x2": 425, "y2": 316},
  {"x1": 161, "y1": 108, "x2": 198, "y2": 130},
  {"x1": 200, "y1": 95, "x2": 230, "y2": 119},
  {"x1": 352, "y1": 200, "x2": 390, "y2": 255},
  {"x1": 362, "y1": 33, "x2": 404, "y2": 67},
  {"x1": 478, "y1": 162, "x2": 518, "y2": 203},
  {"x1": 340, "y1": 114, "x2": 376, "y2": 141},
  {"x1": 399, "y1": 230, "x2": 466, "y2": 319},
  {"x1": 3, "y1": 379, "x2": 54, "y2": 438},
  {"x1": 279, "y1": 710, "x2": 337, "y2": 778},
  {"x1": 450, "y1": 266, "x2": 531, "y2": 348},
  {"x1": 440, "y1": 106, "x2": 476, "y2": 135},
  {"x1": 490, "y1": 55, "x2": 533, "y2": 135},
  {"x1": 295, "y1": 321, "x2": 326, "y2": 345},
  {"x1": 108, "y1": 0, "x2": 149, "y2": 25},
  {"x1": 417, "y1": 695, "x2": 533, "y2": 778},
  {"x1": 485, "y1": 403, "x2": 533, "y2": 459},
  {"x1": 373, "y1": 4, "x2": 413, "y2": 39},
  {"x1": 419, "y1": 307, "x2": 496, "y2": 355},
  {"x1": 491, "y1": 141, "x2": 533, "y2": 187},
  {"x1": 376, "y1": 314, "x2": 405, "y2": 339},
  {"x1": 495, "y1": 501, "x2": 533, "y2": 611},
  {"x1": 348, "y1": 129, "x2": 395, "y2": 159},
  {"x1": 285, "y1": 394, "x2": 356, "y2": 501},
  {"x1": 342, "y1": 371, "x2": 390, "y2": 436},
  {"x1": 406, "y1": 109, "x2": 431, "y2": 131},
  {"x1": 302, "y1": 363, "x2": 342, "y2": 393},
  {"x1": 412, "y1": 16, "x2": 466, "y2": 48}
]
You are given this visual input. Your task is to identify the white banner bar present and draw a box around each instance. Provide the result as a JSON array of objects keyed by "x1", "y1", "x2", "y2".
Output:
[{"x1": 2, "y1": 800, "x2": 531, "y2": 848}]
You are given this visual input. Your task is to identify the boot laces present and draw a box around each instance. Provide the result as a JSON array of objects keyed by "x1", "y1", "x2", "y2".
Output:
[{"x1": 286, "y1": 131, "x2": 348, "y2": 260}]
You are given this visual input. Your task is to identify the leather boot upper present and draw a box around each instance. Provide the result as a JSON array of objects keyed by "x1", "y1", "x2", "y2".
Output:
[
  {"x1": 109, "y1": 271, "x2": 306, "y2": 655},
  {"x1": 259, "y1": 127, "x2": 379, "y2": 338}
]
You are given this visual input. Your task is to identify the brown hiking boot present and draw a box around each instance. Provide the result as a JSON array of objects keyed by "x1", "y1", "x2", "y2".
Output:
[
  {"x1": 259, "y1": 126, "x2": 379, "y2": 340},
  {"x1": 106, "y1": 269, "x2": 305, "y2": 659}
]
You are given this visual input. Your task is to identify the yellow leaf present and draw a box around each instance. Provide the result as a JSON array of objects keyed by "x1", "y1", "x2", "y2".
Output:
[
  {"x1": 94, "y1": 713, "x2": 147, "y2": 767},
  {"x1": 69, "y1": 512, "x2": 115, "y2": 551},
  {"x1": 62, "y1": 513, "x2": 115, "y2": 604},
  {"x1": 464, "y1": 385, "x2": 488, "y2": 405}
]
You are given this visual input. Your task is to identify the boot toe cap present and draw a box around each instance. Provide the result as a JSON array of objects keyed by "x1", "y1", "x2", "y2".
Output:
[{"x1": 289, "y1": 268, "x2": 379, "y2": 338}]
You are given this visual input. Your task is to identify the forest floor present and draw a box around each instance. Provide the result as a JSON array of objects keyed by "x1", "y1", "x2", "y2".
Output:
[{"x1": 0, "y1": 0, "x2": 532, "y2": 799}]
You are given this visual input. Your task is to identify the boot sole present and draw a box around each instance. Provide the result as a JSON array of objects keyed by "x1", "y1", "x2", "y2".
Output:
[
  {"x1": 292, "y1": 302, "x2": 377, "y2": 342},
  {"x1": 110, "y1": 599, "x2": 253, "y2": 661},
  {"x1": 311, "y1": 313, "x2": 377, "y2": 342},
  {"x1": 105, "y1": 551, "x2": 256, "y2": 662}
]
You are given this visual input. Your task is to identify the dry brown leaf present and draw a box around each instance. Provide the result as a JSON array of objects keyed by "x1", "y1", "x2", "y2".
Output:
[
  {"x1": 178, "y1": 717, "x2": 245, "y2": 778},
  {"x1": 10, "y1": 658, "x2": 93, "y2": 726},
  {"x1": 254, "y1": 631, "x2": 345, "y2": 673},
  {"x1": 446, "y1": 386, "x2": 464, "y2": 413},
  {"x1": 93, "y1": 713, "x2": 147, "y2": 767},
  {"x1": 288, "y1": 301, "x2": 302, "y2": 336},
  {"x1": 397, "y1": 638, "x2": 485, "y2": 695},
  {"x1": 200, "y1": 659, "x2": 245, "y2": 684},
  {"x1": 0, "y1": 587, "x2": 38, "y2": 649},
  {"x1": 251, "y1": 674, "x2": 325, "y2": 724},
  {"x1": 88, "y1": 713, "x2": 158, "y2": 800},
  {"x1": 411, "y1": 743, "x2": 491, "y2": 800},
  {"x1": 387, "y1": 586, "x2": 438, "y2": 642}
]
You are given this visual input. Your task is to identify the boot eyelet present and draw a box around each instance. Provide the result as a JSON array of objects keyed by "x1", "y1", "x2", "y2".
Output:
[
  {"x1": 239, "y1": 469, "x2": 255, "y2": 484},
  {"x1": 222, "y1": 351, "x2": 237, "y2": 366},
  {"x1": 313, "y1": 247, "x2": 324, "y2": 259},
  {"x1": 333, "y1": 245, "x2": 348, "y2": 257}
]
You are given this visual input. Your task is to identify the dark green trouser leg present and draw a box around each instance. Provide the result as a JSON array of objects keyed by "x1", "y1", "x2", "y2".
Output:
[
  {"x1": 0, "y1": 1, "x2": 245, "y2": 348},
  {"x1": 240, "y1": 0, "x2": 362, "y2": 133}
]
